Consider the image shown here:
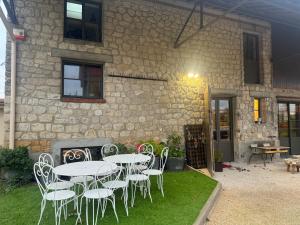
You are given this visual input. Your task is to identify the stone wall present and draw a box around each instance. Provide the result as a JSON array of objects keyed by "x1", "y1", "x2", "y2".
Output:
[{"x1": 5, "y1": 0, "x2": 278, "y2": 161}]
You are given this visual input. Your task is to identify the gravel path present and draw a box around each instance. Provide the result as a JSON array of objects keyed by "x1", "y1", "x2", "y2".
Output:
[{"x1": 206, "y1": 161, "x2": 300, "y2": 225}]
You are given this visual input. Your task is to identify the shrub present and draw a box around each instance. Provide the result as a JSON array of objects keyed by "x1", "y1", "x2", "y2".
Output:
[
  {"x1": 0, "y1": 146, "x2": 34, "y2": 188},
  {"x1": 167, "y1": 132, "x2": 185, "y2": 158}
]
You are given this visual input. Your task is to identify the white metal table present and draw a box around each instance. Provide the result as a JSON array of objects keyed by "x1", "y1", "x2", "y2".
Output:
[
  {"x1": 103, "y1": 154, "x2": 151, "y2": 175},
  {"x1": 103, "y1": 154, "x2": 151, "y2": 165},
  {"x1": 53, "y1": 161, "x2": 117, "y2": 189}
]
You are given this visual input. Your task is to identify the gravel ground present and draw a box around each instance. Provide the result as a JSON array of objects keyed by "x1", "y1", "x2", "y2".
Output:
[{"x1": 206, "y1": 160, "x2": 300, "y2": 225}]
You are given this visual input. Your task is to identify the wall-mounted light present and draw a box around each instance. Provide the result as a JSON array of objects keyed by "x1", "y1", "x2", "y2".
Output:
[{"x1": 187, "y1": 72, "x2": 199, "y2": 78}]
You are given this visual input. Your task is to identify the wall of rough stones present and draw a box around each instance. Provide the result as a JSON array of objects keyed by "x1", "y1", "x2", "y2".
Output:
[{"x1": 4, "y1": 0, "x2": 282, "y2": 161}]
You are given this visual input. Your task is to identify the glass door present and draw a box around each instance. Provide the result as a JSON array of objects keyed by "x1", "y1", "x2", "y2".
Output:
[
  {"x1": 278, "y1": 102, "x2": 300, "y2": 155},
  {"x1": 212, "y1": 99, "x2": 233, "y2": 162}
]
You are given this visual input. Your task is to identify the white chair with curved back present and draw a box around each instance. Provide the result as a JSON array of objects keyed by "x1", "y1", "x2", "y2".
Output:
[
  {"x1": 34, "y1": 162, "x2": 81, "y2": 225},
  {"x1": 126, "y1": 146, "x2": 154, "y2": 207},
  {"x1": 63, "y1": 148, "x2": 94, "y2": 184},
  {"x1": 134, "y1": 143, "x2": 155, "y2": 171},
  {"x1": 100, "y1": 144, "x2": 119, "y2": 158},
  {"x1": 142, "y1": 147, "x2": 169, "y2": 197},
  {"x1": 80, "y1": 164, "x2": 119, "y2": 225},
  {"x1": 38, "y1": 153, "x2": 74, "y2": 191},
  {"x1": 38, "y1": 153, "x2": 55, "y2": 167},
  {"x1": 102, "y1": 163, "x2": 129, "y2": 216},
  {"x1": 101, "y1": 144, "x2": 125, "y2": 176}
]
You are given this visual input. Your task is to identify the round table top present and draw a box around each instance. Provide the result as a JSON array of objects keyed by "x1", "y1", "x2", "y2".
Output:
[
  {"x1": 103, "y1": 154, "x2": 151, "y2": 164},
  {"x1": 53, "y1": 161, "x2": 117, "y2": 177}
]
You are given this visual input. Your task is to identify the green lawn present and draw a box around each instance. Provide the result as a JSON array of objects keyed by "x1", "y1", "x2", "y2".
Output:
[{"x1": 0, "y1": 171, "x2": 217, "y2": 225}]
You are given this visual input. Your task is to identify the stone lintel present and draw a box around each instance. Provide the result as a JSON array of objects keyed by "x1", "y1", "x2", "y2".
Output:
[{"x1": 51, "y1": 48, "x2": 113, "y2": 64}]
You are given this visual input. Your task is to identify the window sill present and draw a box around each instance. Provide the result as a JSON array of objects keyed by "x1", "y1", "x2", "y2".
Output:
[
  {"x1": 63, "y1": 38, "x2": 104, "y2": 47},
  {"x1": 61, "y1": 97, "x2": 106, "y2": 103}
]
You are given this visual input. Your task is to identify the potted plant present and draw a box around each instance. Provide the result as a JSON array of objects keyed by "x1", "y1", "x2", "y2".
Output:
[
  {"x1": 214, "y1": 150, "x2": 223, "y2": 172},
  {"x1": 165, "y1": 132, "x2": 185, "y2": 171}
]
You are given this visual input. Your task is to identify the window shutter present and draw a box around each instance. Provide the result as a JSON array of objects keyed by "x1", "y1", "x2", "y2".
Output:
[{"x1": 260, "y1": 98, "x2": 267, "y2": 123}]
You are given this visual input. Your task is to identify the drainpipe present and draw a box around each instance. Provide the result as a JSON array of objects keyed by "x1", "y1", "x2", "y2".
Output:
[
  {"x1": 9, "y1": 40, "x2": 16, "y2": 149},
  {"x1": 0, "y1": 6, "x2": 16, "y2": 149}
]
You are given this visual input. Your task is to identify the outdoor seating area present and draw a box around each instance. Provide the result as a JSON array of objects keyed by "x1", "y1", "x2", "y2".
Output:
[
  {"x1": 248, "y1": 143, "x2": 290, "y2": 166},
  {"x1": 34, "y1": 144, "x2": 170, "y2": 225},
  {"x1": 0, "y1": 169, "x2": 217, "y2": 225}
]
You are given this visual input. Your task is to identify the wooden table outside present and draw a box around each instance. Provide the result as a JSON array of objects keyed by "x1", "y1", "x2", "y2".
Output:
[{"x1": 257, "y1": 146, "x2": 290, "y2": 166}]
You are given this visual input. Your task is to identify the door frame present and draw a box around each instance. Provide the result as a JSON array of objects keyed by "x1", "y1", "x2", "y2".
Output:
[
  {"x1": 211, "y1": 97, "x2": 234, "y2": 162},
  {"x1": 277, "y1": 101, "x2": 300, "y2": 155}
]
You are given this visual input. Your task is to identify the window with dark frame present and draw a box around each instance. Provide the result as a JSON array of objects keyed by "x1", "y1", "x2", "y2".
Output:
[
  {"x1": 62, "y1": 61, "x2": 103, "y2": 99},
  {"x1": 243, "y1": 33, "x2": 260, "y2": 84},
  {"x1": 254, "y1": 97, "x2": 261, "y2": 123},
  {"x1": 64, "y1": 0, "x2": 102, "y2": 42}
]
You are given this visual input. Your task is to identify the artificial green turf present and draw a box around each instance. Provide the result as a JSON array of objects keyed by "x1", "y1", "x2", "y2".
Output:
[{"x1": 0, "y1": 171, "x2": 217, "y2": 225}]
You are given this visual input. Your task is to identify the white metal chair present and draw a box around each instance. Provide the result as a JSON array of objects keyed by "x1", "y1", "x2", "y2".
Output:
[
  {"x1": 126, "y1": 153, "x2": 153, "y2": 207},
  {"x1": 34, "y1": 162, "x2": 81, "y2": 225},
  {"x1": 100, "y1": 144, "x2": 119, "y2": 158},
  {"x1": 38, "y1": 153, "x2": 54, "y2": 167},
  {"x1": 134, "y1": 143, "x2": 155, "y2": 171},
  {"x1": 80, "y1": 165, "x2": 119, "y2": 225},
  {"x1": 101, "y1": 144, "x2": 125, "y2": 176},
  {"x1": 102, "y1": 164, "x2": 129, "y2": 216},
  {"x1": 142, "y1": 147, "x2": 169, "y2": 197},
  {"x1": 38, "y1": 153, "x2": 74, "y2": 191},
  {"x1": 63, "y1": 149, "x2": 94, "y2": 184}
]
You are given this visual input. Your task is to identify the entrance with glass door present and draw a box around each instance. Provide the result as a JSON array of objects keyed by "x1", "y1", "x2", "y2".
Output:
[
  {"x1": 211, "y1": 98, "x2": 234, "y2": 162},
  {"x1": 278, "y1": 102, "x2": 300, "y2": 155}
]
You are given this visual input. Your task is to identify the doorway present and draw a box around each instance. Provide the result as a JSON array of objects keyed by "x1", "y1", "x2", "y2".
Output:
[
  {"x1": 278, "y1": 102, "x2": 300, "y2": 155},
  {"x1": 211, "y1": 98, "x2": 234, "y2": 162}
]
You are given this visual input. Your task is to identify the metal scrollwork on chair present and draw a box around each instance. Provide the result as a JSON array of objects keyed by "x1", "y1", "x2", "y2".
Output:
[
  {"x1": 101, "y1": 144, "x2": 119, "y2": 158},
  {"x1": 38, "y1": 153, "x2": 55, "y2": 167},
  {"x1": 63, "y1": 149, "x2": 91, "y2": 164}
]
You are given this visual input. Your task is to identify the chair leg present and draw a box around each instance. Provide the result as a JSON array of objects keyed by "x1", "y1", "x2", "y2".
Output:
[
  {"x1": 147, "y1": 179, "x2": 152, "y2": 203},
  {"x1": 131, "y1": 181, "x2": 137, "y2": 207},
  {"x1": 123, "y1": 187, "x2": 129, "y2": 216},
  {"x1": 159, "y1": 175, "x2": 164, "y2": 197},
  {"x1": 37, "y1": 199, "x2": 46, "y2": 225},
  {"x1": 111, "y1": 195, "x2": 119, "y2": 222},
  {"x1": 86, "y1": 198, "x2": 89, "y2": 225}
]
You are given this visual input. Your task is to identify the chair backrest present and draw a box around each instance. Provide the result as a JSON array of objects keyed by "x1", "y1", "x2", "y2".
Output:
[
  {"x1": 89, "y1": 164, "x2": 118, "y2": 190},
  {"x1": 34, "y1": 162, "x2": 56, "y2": 196},
  {"x1": 38, "y1": 153, "x2": 54, "y2": 167},
  {"x1": 85, "y1": 148, "x2": 92, "y2": 161},
  {"x1": 137, "y1": 143, "x2": 154, "y2": 155},
  {"x1": 137, "y1": 143, "x2": 155, "y2": 170},
  {"x1": 250, "y1": 144, "x2": 258, "y2": 149},
  {"x1": 160, "y1": 147, "x2": 169, "y2": 171},
  {"x1": 263, "y1": 143, "x2": 271, "y2": 147},
  {"x1": 63, "y1": 149, "x2": 91, "y2": 164},
  {"x1": 101, "y1": 144, "x2": 119, "y2": 158}
]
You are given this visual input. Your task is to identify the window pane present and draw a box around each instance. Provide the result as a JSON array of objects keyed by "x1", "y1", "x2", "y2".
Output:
[
  {"x1": 85, "y1": 66, "x2": 102, "y2": 98},
  {"x1": 219, "y1": 100, "x2": 230, "y2": 140},
  {"x1": 244, "y1": 33, "x2": 260, "y2": 84},
  {"x1": 254, "y1": 98, "x2": 259, "y2": 110},
  {"x1": 85, "y1": 24, "x2": 99, "y2": 42},
  {"x1": 67, "y1": 1, "x2": 82, "y2": 20},
  {"x1": 64, "y1": 79, "x2": 83, "y2": 97},
  {"x1": 279, "y1": 129, "x2": 289, "y2": 137},
  {"x1": 85, "y1": 3, "x2": 100, "y2": 24},
  {"x1": 64, "y1": 64, "x2": 81, "y2": 79},
  {"x1": 65, "y1": 19, "x2": 82, "y2": 39},
  {"x1": 254, "y1": 111, "x2": 259, "y2": 122}
]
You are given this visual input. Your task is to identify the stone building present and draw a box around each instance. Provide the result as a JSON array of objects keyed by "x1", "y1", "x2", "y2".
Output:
[{"x1": 4, "y1": 0, "x2": 300, "y2": 166}]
